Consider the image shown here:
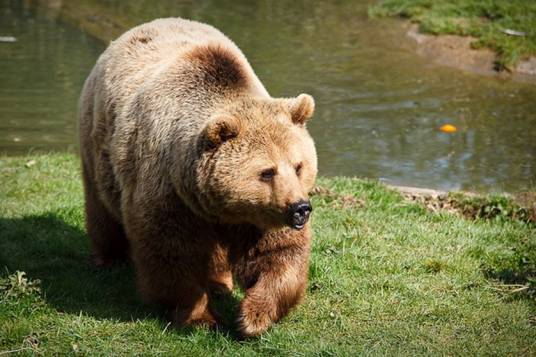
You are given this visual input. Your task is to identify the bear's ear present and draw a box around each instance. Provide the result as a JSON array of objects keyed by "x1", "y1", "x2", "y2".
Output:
[
  {"x1": 204, "y1": 115, "x2": 240, "y2": 148},
  {"x1": 285, "y1": 93, "x2": 315, "y2": 125}
]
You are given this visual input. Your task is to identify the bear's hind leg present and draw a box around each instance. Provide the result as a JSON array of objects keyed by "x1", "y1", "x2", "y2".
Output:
[{"x1": 82, "y1": 166, "x2": 129, "y2": 267}]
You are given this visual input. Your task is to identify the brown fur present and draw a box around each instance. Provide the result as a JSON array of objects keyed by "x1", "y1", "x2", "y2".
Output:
[
  {"x1": 79, "y1": 18, "x2": 317, "y2": 337},
  {"x1": 185, "y1": 45, "x2": 248, "y2": 89}
]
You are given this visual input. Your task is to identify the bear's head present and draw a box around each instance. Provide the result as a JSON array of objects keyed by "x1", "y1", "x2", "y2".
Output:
[{"x1": 195, "y1": 94, "x2": 317, "y2": 230}]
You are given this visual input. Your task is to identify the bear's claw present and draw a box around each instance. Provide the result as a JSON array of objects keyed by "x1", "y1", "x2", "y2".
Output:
[{"x1": 237, "y1": 298, "x2": 274, "y2": 337}]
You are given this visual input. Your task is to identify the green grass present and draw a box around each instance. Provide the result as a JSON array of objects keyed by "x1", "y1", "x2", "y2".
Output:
[
  {"x1": 1, "y1": 153, "x2": 535, "y2": 355},
  {"x1": 369, "y1": 0, "x2": 536, "y2": 70}
]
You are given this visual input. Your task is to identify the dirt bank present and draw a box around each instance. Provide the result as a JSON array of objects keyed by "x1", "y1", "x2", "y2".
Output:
[
  {"x1": 406, "y1": 25, "x2": 536, "y2": 82},
  {"x1": 391, "y1": 184, "x2": 536, "y2": 224}
]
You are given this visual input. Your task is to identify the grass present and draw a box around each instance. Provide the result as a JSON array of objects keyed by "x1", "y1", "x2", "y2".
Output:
[
  {"x1": 0, "y1": 153, "x2": 535, "y2": 355},
  {"x1": 369, "y1": 0, "x2": 536, "y2": 70}
]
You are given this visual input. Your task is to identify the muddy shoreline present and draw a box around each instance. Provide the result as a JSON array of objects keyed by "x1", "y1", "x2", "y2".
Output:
[{"x1": 406, "y1": 24, "x2": 536, "y2": 83}]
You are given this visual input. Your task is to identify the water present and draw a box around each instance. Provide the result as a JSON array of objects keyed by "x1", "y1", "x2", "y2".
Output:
[
  {"x1": 1, "y1": 0, "x2": 535, "y2": 192},
  {"x1": 0, "y1": 0, "x2": 104, "y2": 153}
]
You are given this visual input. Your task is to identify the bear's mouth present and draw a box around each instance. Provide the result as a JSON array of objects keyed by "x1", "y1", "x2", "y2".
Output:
[
  {"x1": 287, "y1": 210, "x2": 311, "y2": 230},
  {"x1": 286, "y1": 200, "x2": 312, "y2": 230},
  {"x1": 291, "y1": 222, "x2": 306, "y2": 230}
]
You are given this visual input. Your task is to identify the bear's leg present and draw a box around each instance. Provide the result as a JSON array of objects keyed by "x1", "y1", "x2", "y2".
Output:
[
  {"x1": 134, "y1": 250, "x2": 218, "y2": 328},
  {"x1": 237, "y1": 259, "x2": 307, "y2": 337},
  {"x1": 209, "y1": 242, "x2": 233, "y2": 296},
  {"x1": 172, "y1": 287, "x2": 217, "y2": 327},
  {"x1": 82, "y1": 164, "x2": 129, "y2": 267},
  {"x1": 124, "y1": 195, "x2": 224, "y2": 328}
]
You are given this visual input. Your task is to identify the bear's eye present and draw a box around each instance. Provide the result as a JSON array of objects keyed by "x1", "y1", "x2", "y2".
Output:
[
  {"x1": 260, "y1": 168, "x2": 276, "y2": 182},
  {"x1": 295, "y1": 162, "x2": 303, "y2": 177}
]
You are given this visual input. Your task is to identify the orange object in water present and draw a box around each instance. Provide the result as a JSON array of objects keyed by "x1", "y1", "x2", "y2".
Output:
[{"x1": 440, "y1": 124, "x2": 457, "y2": 133}]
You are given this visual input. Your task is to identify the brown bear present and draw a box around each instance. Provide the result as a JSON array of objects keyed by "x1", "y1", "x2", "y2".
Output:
[{"x1": 78, "y1": 18, "x2": 317, "y2": 337}]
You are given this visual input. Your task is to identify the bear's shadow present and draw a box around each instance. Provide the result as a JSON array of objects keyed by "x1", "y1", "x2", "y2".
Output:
[{"x1": 0, "y1": 212, "x2": 240, "y2": 335}]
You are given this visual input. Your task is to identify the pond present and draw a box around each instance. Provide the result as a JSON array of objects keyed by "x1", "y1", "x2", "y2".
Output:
[{"x1": 1, "y1": 0, "x2": 535, "y2": 192}]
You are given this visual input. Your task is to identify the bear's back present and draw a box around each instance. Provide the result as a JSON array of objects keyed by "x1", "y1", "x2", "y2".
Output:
[
  {"x1": 88, "y1": 17, "x2": 268, "y2": 135},
  {"x1": 95, "y1": 18, "x2": 248, "y2": 110},
  {"x1": 106, "y1": 18, "x2": 235, "y2": 72}
]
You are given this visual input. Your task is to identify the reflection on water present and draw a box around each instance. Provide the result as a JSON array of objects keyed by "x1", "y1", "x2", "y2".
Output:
[
  {"x1": 0, "y1": 0, "x2": 104, "y2": 153},
  {"x1": 1, "y1": 0, "x2": 535, "y2": 192}
]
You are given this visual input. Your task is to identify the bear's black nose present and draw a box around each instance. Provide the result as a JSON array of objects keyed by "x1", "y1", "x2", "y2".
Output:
[{"x1": 287, "y1": 200, "x2": 312, "y2": 230}]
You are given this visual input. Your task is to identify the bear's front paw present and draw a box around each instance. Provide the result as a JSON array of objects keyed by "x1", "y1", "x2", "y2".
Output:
[{"x1": 237, "y1": 297, "x2": 275, "y2": 337}]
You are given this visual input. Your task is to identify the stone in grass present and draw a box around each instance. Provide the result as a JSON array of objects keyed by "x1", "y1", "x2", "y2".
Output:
[{"x1": 0, "y1": 36, "x2": 17, "y2": 43}]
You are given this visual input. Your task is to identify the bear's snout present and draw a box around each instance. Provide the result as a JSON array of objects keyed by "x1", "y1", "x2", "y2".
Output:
[{"x1": 286, "y1": 200, "x2": 312, "y2": 230}]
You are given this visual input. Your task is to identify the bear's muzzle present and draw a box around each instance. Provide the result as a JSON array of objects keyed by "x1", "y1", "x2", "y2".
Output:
[{"x1": 286, "y1": 200, "x2": 312, "y2": 230}]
